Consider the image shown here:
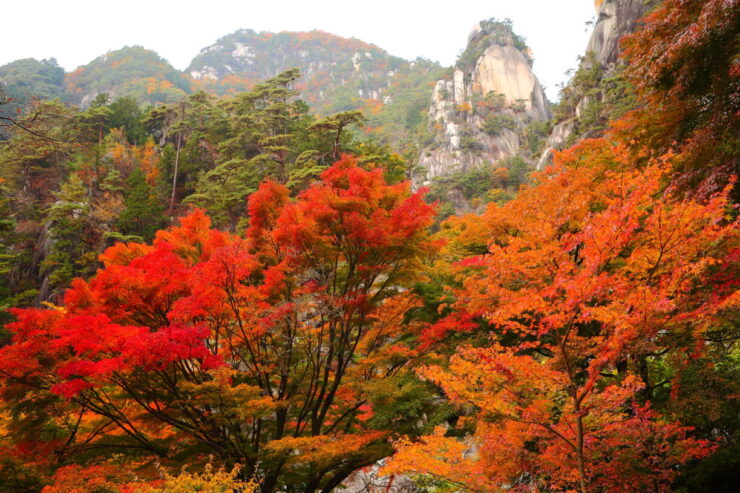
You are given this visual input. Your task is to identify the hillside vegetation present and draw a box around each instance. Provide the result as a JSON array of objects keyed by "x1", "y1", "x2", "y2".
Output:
[{"x1": 0, "y1": 1, "x2": 737, "y2": 491}]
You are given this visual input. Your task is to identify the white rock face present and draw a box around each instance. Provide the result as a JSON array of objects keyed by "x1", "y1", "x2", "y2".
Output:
[
  {"x1": 587, "y1": 0, "x2": 647, "y2": 67},
  {"x1": 418, "y1": 27, "x2": 549, "y2": 184},
  {"x1": 472, "y1": 44, "x2": 548, "y2": 119},
  {"x1": 233, "y1": 42, "x2": 256, "y2": 63},
  {"x1": 452, "y1": 69, "x2": 465, "y2": 104},
  {"x1": 190, "y1": 66, "x2": 219, "y2": 80},
  {"x1": 340, "y1": 460, "x2": 416, "y2": 492},
  {"x1": 536, "y1": 119, "x2": 577, "y2": 170}
]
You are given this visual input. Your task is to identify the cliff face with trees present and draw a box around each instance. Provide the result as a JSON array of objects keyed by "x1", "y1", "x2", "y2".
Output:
[
  {"x1": 537, "y1": 0, "x2": 656, "y2": 169},
  {"x1": 0, "y1": 1, "x2": 738, "y2": 492}
]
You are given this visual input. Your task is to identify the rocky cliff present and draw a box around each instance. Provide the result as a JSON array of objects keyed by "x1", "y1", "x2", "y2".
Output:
[
  {"x1": 587, "y1": 0, "x2": 649, "y2": 67},
  {"x1": 418, "y1": 19, "x2": 549, "y2": 184},
  {"x1": 537, "y1": 0, "x2": 653, "y2": 169}
]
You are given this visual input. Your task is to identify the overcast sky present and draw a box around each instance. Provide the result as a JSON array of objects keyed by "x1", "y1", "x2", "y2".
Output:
[{"x1": 3, "y1": 1, "x2": 596, "y2": 101}]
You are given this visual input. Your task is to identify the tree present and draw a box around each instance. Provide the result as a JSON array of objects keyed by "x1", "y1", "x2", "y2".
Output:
[
  {"x1": 621, "y1": 0, "x2": 739, "y2": 197},
  {"x1": 42, "y1": 173, "x2": 99, "y2": 299},
  {"x1": 108, "y1": 96, "x2": 146, "y2": 145},
  {"x1": 76, "y1": 94, "x2": 113, "y2": 145},
  {"x1": 186, "y1": 69, "x2": 306, "y2": 229},
  {"x1": 385, "y1": 141, "x2": 736, "y2": 492},
  {"x1": 117, "y1": 168, "x2": 166, "y2": 242},
  {"x1": 0, "y1": 157, "x2": 438, "y2": 492},
  {"x1": 144, "y1": 91, "x2": 226, "y2": 214},
  {"x1": 186, "y1": 70, "x2": 366, "y2": 230},
  {"x1": 307, "y1": 110, "x2": 364, "y2": 161}
]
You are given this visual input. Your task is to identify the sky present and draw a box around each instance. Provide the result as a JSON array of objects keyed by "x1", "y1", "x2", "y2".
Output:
[{"x1": 3, "y1": 0, "x2": 597, "y2": 101}]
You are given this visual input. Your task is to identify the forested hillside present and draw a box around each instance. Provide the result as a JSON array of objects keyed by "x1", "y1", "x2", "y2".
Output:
[
  {"x1": 0, "y1": 58, "x2": 66, "y2": 105},
  {"x1": 65, "y1": 46, "x2": 193, "y2": 107},
  {"x1": 0, "y1": 30, "x2": 443, "y2": 156},
  {"x1": 0, "y1": 0, "x2": 737, "y2": 492}
]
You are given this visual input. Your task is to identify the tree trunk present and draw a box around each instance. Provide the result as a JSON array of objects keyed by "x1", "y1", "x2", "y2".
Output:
[
  {"x1": 169, "y1": 132, "x2": 182, "y2": 217},
  {"x1": 574, "y1": 396, "x2": 588, "y2": 493}
]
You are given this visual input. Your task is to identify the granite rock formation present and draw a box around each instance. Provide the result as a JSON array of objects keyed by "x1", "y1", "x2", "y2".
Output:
[{"x1": 418, "y1": 19, "x2": 549, "y2": 184}]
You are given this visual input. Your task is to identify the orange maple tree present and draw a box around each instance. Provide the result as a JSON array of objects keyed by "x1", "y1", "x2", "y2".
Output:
[{"x1": 385, "y1": 140, "x2": 737, "y2": 492}]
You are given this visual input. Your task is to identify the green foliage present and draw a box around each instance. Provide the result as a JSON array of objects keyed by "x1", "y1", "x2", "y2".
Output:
[
  {"x1": 118, "y1": 168, "x2": 165, "y2": 242},
  {"x1": 426, "y1": 166, "x2": 493, "y2": 209},
  {"x1": 426, "y1": 155, "x2": 529, "y2": 223},
  {"x1": 183, "y1": 70, "x2": 374, "y2": 229},
  {"x1": 362, "y1": 58, "x2": 445, "y2": 151},
  {"x1": 75, "y1": 95, "x2": 113, "y2": 144},
  {"x1": 0, "y1": 181, "x2": 21, "y2": 338},
  {"x1": 552, "y1": 51, "x2": 604, "y2": 123},
  {"x1": 500, "y1": 155, "x2": 529, "y2": 187},
  {"x1": 42, "y1": 173, "x2": 97, "y2": 296},
  {"x1": 459, "y1": 134, "x2": 482, "y2": 152},
  {"x1": 482, "y1": 113, "x2": 516, "y2": 136},
  {"x1": 550, "y1": 52, "x2": 638, "y2": 145},
  {"x1": 353, "y1": 140, "x2": 414, "y2": 184},
  {"x1": 366, "y1": 374, "x2": 455, "y2": 437},
  {"x1": 108, "y1": 96, "x2": 147, "y2": 144},
  {"x1": 0, "y1": 58, "x2": 65, "y2": 104},
  {"x1": 523, "y1": 119, "x2": 550, "y2": 155},
  {"x1": 186, "y1": 69, "x2": 308, "y2": 228},
  {"x1": 145, "y1": 91, "x2": 229, "y2": 204}
]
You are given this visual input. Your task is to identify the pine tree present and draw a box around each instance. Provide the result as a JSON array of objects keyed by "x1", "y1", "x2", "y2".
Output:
[
  {"x1": 42, "y1": 173, "x2": 96, "y2": 297},
  {"x1": 117, "y1": 168, "x2": 165, "y2": 242}
]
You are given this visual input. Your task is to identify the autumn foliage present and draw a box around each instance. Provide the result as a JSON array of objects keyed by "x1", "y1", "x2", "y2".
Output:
[
  {"x1": 384, "y1": 138, "x2": 737, "y2": 491},
  {"x1": 0, "y1": 157, "x2": 437, "y2": 492},
  {"x1": 0, "y1": 1, "x2": 738, "y2": 491},
  {"x1": 379, "y1": 3, "x2": 740, "y2": 490},
  {"x1": 383, "y1": 141, "x2": 737, "y2": 492}
]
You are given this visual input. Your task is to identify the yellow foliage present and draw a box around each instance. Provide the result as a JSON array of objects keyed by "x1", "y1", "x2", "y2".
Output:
[
  {"x1": 455, "y1": 102, "x2": 473, "y2": 113},
  {"x1": 136, "y1": 463, "x2": 258, "y2": 493}
]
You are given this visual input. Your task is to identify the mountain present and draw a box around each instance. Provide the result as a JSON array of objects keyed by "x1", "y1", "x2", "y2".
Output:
[
  {"x1": 64, "y1": 46, "x2": 192, "y2": 107},
  {"x1": 187, "y1": 29, "x2": 442, "y2": 113},
  {"x1": 0, "y1": 58, "x2": 65, "y2": 103},
  {"x1": 187, "y1": 29, "x2": 445, "y2": 149},
  {"x1": 187, "y1": 29, "x2": 390, "y2": 101},
  {"x1": 417, "y1": 19, "x2": 549, "y2": 184},
  {"x1": 1, "y1": 31, "x2": 443, "y2": 151}
]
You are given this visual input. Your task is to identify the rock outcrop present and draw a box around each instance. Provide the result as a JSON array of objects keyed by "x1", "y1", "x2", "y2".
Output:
[
  {"x1": 472, "y1": 44, "x2": 548, "y2": 120},
  {"x1": 418, "y1": 19, "x2": 549, "y2": 184},
  {"x1": 537, "y1": 0, "x2": 653, "y2": 168},
  {"x1": 587, "y1": 0, "x2": 649, "y2": 67}
]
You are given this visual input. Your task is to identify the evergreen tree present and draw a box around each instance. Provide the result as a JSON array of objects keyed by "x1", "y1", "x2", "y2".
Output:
[
  {"x1": 117, "y1": 168, "x2": 165, "y2": 242},
  {"x1": 42, "y1": 173, "x2": 96, "y2": 298},
  {"x1": 108, "y1": 96, "x2": 146, "y2": 144}
]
